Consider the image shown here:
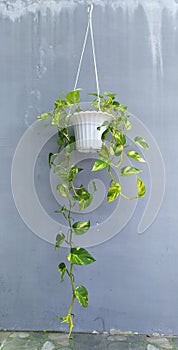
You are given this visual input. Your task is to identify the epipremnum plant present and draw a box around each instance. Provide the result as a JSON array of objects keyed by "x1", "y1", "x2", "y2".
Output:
[{"x1": 37, "y1": 89, "x2": 149, "y2": 337}]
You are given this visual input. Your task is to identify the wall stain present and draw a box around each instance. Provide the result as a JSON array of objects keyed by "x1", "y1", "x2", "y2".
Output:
[{"x1": 0, "y1": 0, "x2": 178, "y2": 74}]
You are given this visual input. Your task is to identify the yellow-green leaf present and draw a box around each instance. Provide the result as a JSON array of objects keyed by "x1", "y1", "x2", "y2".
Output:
[
  {"x1": 107, "y1": 183, "x2": 121, "y2": 202},
  {"x1": 79, "y1": 195, "x2": 93, "y2": 211},
  {"x1": 120, "y1": 166, "x2": 142, "y2": 176},
  {"x1": 92, "y1": 159, "x2": 109, "y2": 171},
  {"x1": 99, "y1": 145, "x2": 110, "y2": 161},
  {"x1": 55, "y1": 232, "x2": 65, "y2": 250},
  {"x1": 103, "y1": 91, "x2": 116, "y2": 99},
  {"x1": 110, "y1": 143, "x2": 123, "y2": 156},
  {"x1": 37, "y1": 112, "x2": 52, "y2": 120},
  {"x1": 67, "y1": 247, "x2": 96, "y2": 265},
  {"x1": 124, "y1": 119, "x2": 131, "y2": 130},
  {"x1": 127, "y1": 151, "x2": 146, "y2": 162},
  {"x1": 68, "y1": 165, "x2": 82, "y2": 182},
  {"x1": 73, "y1": 185, "x2": 93, "y2": 210},
  {"x1": 52, "y1": 111, "x2": 60, "y2": 125},
  {"x1": 58, "y1": 262, "x2": 67, "y2": 281},
  {"x1": 54, "y1": 206, "x2": 67, "y2": 213},
  {"x1": 66, "y1": 89, "x2": 80, "y2": 105},
  {"x1": 137, "y1": 177, "x2": 146, "y2": 197},
  {"x1": 112, "y1": 130, "x2": 126, "y2": 145},
  {"x1": 72, "y1": 221, "x2": 90, "y2": 235},
  {"x1": 134, "y1": 136, "x2": 149, "y2": 149},
  {"x1": 75, "y1": 285, "x2": 88, "y2": 308},
  {"x1": 56, "y1": 183, "x2": 70, "y2": 198}
]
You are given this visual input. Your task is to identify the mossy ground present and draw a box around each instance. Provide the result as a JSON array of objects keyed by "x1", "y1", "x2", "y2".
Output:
[{"x1": 0, "y1": 331, "x2": 178, "y2": 350}]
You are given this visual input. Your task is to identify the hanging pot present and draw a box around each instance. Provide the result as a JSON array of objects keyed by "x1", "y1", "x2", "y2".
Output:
[{"x1": 70, "y1": 111, "x2": 112, "y2": 153}]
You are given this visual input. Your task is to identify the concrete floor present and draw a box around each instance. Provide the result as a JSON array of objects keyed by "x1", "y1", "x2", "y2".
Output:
[{"x1": 1, "y1": 331, "x2": 178, "y2": 350}]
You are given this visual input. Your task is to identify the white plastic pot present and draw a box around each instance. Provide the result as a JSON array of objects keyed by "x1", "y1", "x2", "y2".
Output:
[{"x1": 70, "y1": 111, "x2": 112, "y2": 152}]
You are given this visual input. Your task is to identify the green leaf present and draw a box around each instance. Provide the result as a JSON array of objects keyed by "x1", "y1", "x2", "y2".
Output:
[
  {"x1": 49, "y1": 153, "x2": 54, "y2": 167},
  {"x1": 73, "y1": 185, "x2": 93, "y2": 210},
  {"x1": 57, "y1": 183, "x2": 70, "y2": 198},
  {"x1": 55, "y1": 232, "x2": 65, "y2": 250},
  {"x1": 57, "y1": 128, "x2": 69, "y2": 147},
  {"x1": 54, "y1": 96, "x2": 67, "y2": 109},
  {"x1": 99, "y1": 145, "x2": 110, "y2": 161},
  {"x1": 127, "y1": 151, "x2": 146, "y2": 162},
  {"x1": 66, "y1": 89, "x2": 80, "y2": 105},
  {"x1": 58, "y1": 262, "x2": 67, "y2": 281},
  {"x1": 109, "y1": 145, "x2": 115, "y2": 156},
  {"x1": 137, "y1": 177, "x2": 146, "y2": 197},
  {"x1": 120, "y1": 166, "x2": 142, "y2": 176},
  {"x1": 54, "y1": 99, "x2": 62, "y2": 109},
  {"x1": 49, "y1": 153, "x2": 59, "y2": 167},
  {"x1": 112, "y1": 101, "x2": 120, "y2": 107},
  {"x1": 112, "y1": 130, "x2": 126, "y2": 145},
  {"x1": 75, "y1": 285, "x2": 88, "y2": 308},
  {"x1": 52, "y1": 112, "x2": 60, "y2": 126},
  {"x1": 37, "y1": 112, "x2": 52, "y2": 120},
  {"x1": 65, "y1": 143, "x2": 75, "y2": 154},
  {"x1": 92, "y1": 159, "x2": 109, "y2": 171},
  {"x1": 107, "y1": 183, "x2": 121, "y2": 202},
  {"x1": 54, "y1": 206, "x2": 67, "y2": 213},
  {"x1": 75, "y1": 185, "x2": 91, "y2": 200},
  {"x1": 103, "y1": 91, "x2": 116, "y2": 99},
  {"x1": 101, "y1": 128, "x2": 109, "y2": 141},
  {"x1": 134, "y1": 136, "x2": 149, "y2": 149},
  {"x1": 68, "y1": 165, "x2": 83, "y2": 181},
  {"x1": 120, "y1": 104, "x2": 128, "y2": 112},
  {"x1": 69, "y1": 135, "x2": 76, "y2": 144},
  {"x1": 124, "y1": 119, "x2": 132, "y2": 130},
  {"x1": 79, "y1": 194, "x2": 93, "y2": 210},
  {"x1": 88, "y1": 92, "x2": 103, "y2": 98},
  {"x1": 110, "y1": 143, "x2": 123, "y2": 156},
  {"x1": 68, "y1": 247, "x2": 96, "y2": 265},
  {"x1": 54, "y1": 167, "x2": 68, "y2": 180},
  {"x1": 72, "y1": 221, "x2": 90, "y2": 235},
  {"x1": 57, "y1": 136, "x2": 64, "y2": 147}
]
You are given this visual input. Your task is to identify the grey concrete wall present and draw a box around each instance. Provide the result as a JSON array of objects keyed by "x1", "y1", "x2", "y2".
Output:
[{"x1": 0, "y1": 0, "x2": 177, "y2": 334}]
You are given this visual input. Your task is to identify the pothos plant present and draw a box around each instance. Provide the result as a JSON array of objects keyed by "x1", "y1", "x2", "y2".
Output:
[{"x1": 37, "y1": 89, "x2": 149, "y2": 337}]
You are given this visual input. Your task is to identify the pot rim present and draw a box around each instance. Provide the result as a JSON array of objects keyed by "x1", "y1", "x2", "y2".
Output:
[
  {"x1": 72, "y1": 110, "x2": 113, "y2": 117},
  {"x1": 69, "y1": 110, "x2": 113, "y2": 126}
]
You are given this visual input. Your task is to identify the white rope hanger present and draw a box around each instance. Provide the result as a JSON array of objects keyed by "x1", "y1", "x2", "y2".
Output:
[{"x1": 73, "y1": 3, "x2": 101, "y2": 110}]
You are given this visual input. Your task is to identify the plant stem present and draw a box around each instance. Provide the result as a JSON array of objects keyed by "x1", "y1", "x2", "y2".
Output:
[
  {"x1": 120, "y1": 192, "x2": 137, "y2": 200},
  {"x1": 71, "y1": 182, "x2": 78, "y2": 196},
  {"x1": 67, "y1": 198, "x2": 76, "y2": 337},
  {"x1": 108, "y1": 165, "x2": 115, "y2": 182}
]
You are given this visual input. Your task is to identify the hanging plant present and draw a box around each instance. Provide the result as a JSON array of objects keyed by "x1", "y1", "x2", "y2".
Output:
[{"x1": 37, "y1": 88, "x2": 149, "y2": 337}]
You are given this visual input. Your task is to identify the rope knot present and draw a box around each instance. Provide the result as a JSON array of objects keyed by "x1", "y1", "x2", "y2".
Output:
[{"x1": 88, "y1": 3, "x2": 94, "y2": 19}]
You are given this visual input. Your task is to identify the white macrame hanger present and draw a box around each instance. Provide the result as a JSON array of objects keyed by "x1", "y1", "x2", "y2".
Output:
[{"x1": 73, "y1": 3, "x2": 101, "y2": 110}]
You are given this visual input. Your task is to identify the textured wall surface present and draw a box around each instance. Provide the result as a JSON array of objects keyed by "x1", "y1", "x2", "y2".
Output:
[{"x1": 0, "y1": 0, "x2": 178, "y2": 333}]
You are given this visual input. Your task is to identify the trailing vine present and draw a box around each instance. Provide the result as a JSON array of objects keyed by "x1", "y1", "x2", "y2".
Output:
[{"x1": 37, "y1": 89, "x2": 149, "y2": 337}]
